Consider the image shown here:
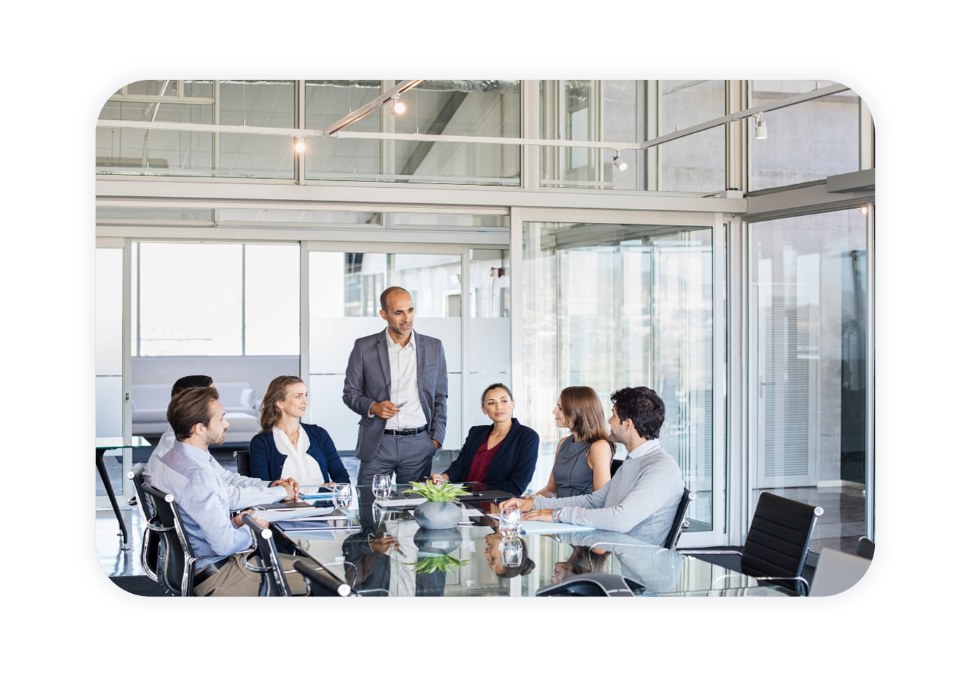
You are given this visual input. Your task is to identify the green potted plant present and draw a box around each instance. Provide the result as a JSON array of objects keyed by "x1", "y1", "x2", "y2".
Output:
[{"x1": 402, "y1": 480, "x2": 471, "y2": 529}]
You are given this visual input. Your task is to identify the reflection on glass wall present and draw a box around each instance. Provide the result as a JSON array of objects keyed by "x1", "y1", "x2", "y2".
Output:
[
  {"x1": 305, "y1": 80, "x2": 521, "y2": 186},
  {"x1": 216, "y1": 80, "x2": 295, "y2": 179},
  {"x1": 658, "y1": 80, "x2": 726, "y2": 192},
  {"x1": 522, "y1": 222, "x2": 714, "y2": 530},
  {"x1": 750, "y1": 209, "x2": 867, "y2": 549},
  {"x1": 308, "y1": 252, "x2": 463, "y2": 451},
  {"x1": 749, "y1": 80, "x2": 860, "y2": 191}
]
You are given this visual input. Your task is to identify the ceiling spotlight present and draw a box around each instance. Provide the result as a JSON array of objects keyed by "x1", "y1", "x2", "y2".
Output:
[
  {"x1": 860, "y1": 206, "x2": 868, "y2": 215},
  {"x1": 294, "y1": 137, "x2": 306, "y2": 153},
  {"x1": 391, "y1": 95, "x2": 406, "y2": 116},
  {"x1": 754, "y1": 113, "x2": 767, "y2": 140},
  {"x1": 613, "y1": 153, "x2": 628, "y2": 171}
]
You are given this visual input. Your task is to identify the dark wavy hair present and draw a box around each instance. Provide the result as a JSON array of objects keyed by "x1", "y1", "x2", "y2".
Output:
[
  {"x1": 259, "y1": 375, "x2": 305, "y2": 432},
  {"x1": 610, "y1": 386, "x2": 665, "y2": 440}
]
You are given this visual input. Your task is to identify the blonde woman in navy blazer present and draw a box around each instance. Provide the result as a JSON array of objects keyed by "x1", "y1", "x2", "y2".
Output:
[
  {"x1": 431, "y1": 384, "x2": 538, "y2": 494},
  {"x1": 249, "y1": 376, "x2": 350, "y2": 485}
]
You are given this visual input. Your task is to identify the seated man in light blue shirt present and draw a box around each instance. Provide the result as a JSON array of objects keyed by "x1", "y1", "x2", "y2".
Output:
[
  {"x1": 151, "y1": 386, "x2": 308, "y2": 596},
  {"x1": 500, "y1": 387, "x2": 684, "y2": 546},
  {"x1": 145, "y1": 374, "x2": 297, "y2": 510}
]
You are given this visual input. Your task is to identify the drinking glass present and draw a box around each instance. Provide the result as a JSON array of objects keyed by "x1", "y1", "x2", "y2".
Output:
[
  {"x1": 499, "y1": 504, "x2": 523, "y2": 537},
  {"x1": 332, "y1": 483, "x2": 353, "y2": 513},
  {"x1": 500, "y1": 536, "x2": 524, "y2": 567},
  {"x1": 372, "y1": 474, "x2": 392, "y2": 500}
]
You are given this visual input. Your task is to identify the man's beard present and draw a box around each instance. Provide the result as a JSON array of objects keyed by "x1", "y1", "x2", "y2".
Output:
[{"x1": 205, "y1": 427, "x2": 225, "y2": 446}]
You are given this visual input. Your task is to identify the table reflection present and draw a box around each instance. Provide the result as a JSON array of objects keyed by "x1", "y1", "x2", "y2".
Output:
[{"x1": 273, "y1": 484, "x2": 792, "y2": 597}]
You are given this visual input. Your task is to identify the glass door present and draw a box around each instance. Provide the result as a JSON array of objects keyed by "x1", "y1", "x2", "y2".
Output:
[{"x1": 521, "y1": 219, "x2": 720, "y2": 538}]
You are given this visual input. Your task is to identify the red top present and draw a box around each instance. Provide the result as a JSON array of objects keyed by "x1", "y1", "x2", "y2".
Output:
[{"x1": 467, "y1": 434, "x2": 504, "y2": 483}]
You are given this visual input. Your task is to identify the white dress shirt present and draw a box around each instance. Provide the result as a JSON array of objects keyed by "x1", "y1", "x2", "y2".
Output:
[
  {"x1": 272, "y1": 425, "x2": 325, "y2": 484},
  {"x1": 383, "y1": 330, "x2": 427, "y2": 430},
  {"x1": 624, "y1": 437, "x2": 662, "y2": 460}
]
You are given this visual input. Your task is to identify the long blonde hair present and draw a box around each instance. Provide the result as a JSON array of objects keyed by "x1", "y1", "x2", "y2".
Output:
[
  {"x1": 259, "y1": 375, "x2": 304, "y2": 432},
  {"x1": 560, "y1": 386, "x2": 614, "y2": 451}
]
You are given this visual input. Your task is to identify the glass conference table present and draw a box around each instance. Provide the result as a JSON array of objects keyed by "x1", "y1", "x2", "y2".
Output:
[{"x1": 269, "y1": 484, "x2": 793, "y2": 598}]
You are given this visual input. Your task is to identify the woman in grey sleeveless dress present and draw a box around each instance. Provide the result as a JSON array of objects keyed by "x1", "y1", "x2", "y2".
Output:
[{"x1": 531, "y1": 386, "x2": 614, "y2": 498}]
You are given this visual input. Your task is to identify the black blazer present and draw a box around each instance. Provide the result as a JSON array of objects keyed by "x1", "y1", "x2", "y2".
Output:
[{"x1": 443, "y1": 418, "x2": 539, "y2": 495}]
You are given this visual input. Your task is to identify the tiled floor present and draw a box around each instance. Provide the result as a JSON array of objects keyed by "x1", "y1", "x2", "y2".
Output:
[{"x1": 756, "y1": 486, "x2": 866, "y2": 554}]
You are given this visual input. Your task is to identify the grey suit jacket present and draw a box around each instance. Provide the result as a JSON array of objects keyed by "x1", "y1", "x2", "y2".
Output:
[{"x1": 342, "y1": 329, "x2": 448, "y2": 462}]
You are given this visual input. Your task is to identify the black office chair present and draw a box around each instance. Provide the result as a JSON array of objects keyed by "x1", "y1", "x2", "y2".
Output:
[
  {"x1": 664, "y1": 488, "x2": 696, "y2": 550},
  {"x1": 293, "y1": 559, "x2": 354, "y2": 597},
  {"x1": 610, "y1": 459, "x2": 623, "y2": 477},
  {"x1": 680, "y1": 492, "x2": 823, "y2": 595},
  {"x1": 234, "y1": 449, "x2": 251, "y2": 477},
  {"x1": 856, "y1": 536, "x2": 875, "y2": 560},
  {"x1": 241, "y1": 513, "x2": 293, "y2": 597},
  {"x1": 142, "y1": 483, "x2": 202, "y2": 596},
  {"x1": 126, "y1": 463, "x2": 166, "y2": 584}
]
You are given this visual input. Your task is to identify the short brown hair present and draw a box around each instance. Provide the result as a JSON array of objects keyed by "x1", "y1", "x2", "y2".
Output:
[
  {"x1": 259, "y1": 375, "x2": 304, "y2": 432},
  {"x1": 560, "y1": 386, "x2": 614, "y2": 451},
  {"x1": 167, "y1": 387, "x2": 220, "y2": 442}
]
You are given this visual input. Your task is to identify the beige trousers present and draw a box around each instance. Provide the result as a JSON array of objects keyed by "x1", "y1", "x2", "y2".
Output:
[{"x1": 193, "y1": 552, "x2": 308, "y2": 597}]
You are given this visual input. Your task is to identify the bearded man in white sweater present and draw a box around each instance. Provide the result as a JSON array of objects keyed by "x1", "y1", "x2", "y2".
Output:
[{"x1": 500, "y1": 386, "x2": 684, "y2": 546}]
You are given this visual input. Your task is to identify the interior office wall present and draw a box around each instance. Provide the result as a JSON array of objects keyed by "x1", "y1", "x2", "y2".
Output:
[
  {"x1": 96, "y1": 248, "x2": 123, "y2": 437},
  {"x1": 131, "y1": 355, "x2": 299, "y2": 406}
]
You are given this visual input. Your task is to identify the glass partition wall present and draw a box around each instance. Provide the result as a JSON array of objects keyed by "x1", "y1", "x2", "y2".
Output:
[
  {"x1": 521, "y1": 220, "x2": 720, "y2": 533},
  {"x1": 748, "y1": 207, "x2": 869, "y2": 553}
]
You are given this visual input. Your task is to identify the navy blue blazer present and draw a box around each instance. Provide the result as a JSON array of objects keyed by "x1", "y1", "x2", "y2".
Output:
[
  {"x1": 443, "y1": 418, "x2": 539, "y2": 495},
  {"x1": 249, "y1": 423, "x2": 351, "y2": 484}
]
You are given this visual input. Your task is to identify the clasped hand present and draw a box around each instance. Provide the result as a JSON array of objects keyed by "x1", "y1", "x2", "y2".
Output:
[
  {"x1": 232, "y1": 509, "x2": 269, "y2": 529},
  {"x1": 271, "y1": 477, "x2": 300, "y2": 501},
  {"x1": 370, "y1": 400, "x2": 401, "y2": 419}
]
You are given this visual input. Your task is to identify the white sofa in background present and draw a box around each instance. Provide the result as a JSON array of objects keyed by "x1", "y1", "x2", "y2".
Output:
[{"x1": 131, "y1": 381, "x2": 262, "y2": 444}]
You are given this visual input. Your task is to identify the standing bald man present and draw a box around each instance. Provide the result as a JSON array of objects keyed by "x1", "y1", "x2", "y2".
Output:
[{"x1": 343, "y1": 286, "x2": 448, "y2": 487}]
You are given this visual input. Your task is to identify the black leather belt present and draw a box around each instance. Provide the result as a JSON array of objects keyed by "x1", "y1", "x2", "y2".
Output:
[
  {"x1": 195, "y1": 556, "x2": 231, "y2": 584},
  {"x1": 384, "y1": 425, "x2": 427, "y2": 436}
]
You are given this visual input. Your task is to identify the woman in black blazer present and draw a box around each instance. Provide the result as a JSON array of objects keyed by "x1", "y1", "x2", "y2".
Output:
[{"x1": 431, "y1": 384, "x2": 539, "y2": 495}]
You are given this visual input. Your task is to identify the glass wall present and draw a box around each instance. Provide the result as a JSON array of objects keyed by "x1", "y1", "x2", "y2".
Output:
[
  {"x1": 96, "y1": 247, "x2": 123, "y2": 438},
  {"x1": 134, "y1": 242, "x2": 299, "y2": 356},
  {"x1": 658, "y1": 80, "x2": 726, "y2": 192},
  {"x1": 749, "y1": 208, "x2": 868, "y2": 551},
  {"x1": 305, "y1": 80, "x2": 521, "y2": 185},
  {"x1": 749, "y1": 80, "x2": 860, "y2": 191},
  {"x1": 522, "y1": 221, "x2": 715, "y2": 530},
  {"x1": 97, "y1": 80, "x2": 296, "y2": 179},
  {"x1": 468, "y1": 248, "x2": 512, "y2": 432}
]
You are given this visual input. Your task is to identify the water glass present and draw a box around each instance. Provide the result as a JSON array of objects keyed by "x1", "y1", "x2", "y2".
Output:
[
  {"x1": 500, "y1": 537, "x2": 524, "y2": 567},
  {"x1": 372, "y1": 474, "x2": 392, "y2": 500},
  {"x1": 499, "y1": 504, "x2": 523, "y2": 537},
  {"x1": 332, "y1": 483, "x2": 353, "y2": 510}
]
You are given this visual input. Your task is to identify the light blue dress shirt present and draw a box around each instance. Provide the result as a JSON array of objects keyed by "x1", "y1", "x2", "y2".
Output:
[
  {"x1": 146, "y1": 429, "x2": 286, "y2": 510},
  {"x1": 151, "y1": 440, "x2": 257, "y2": 567}
]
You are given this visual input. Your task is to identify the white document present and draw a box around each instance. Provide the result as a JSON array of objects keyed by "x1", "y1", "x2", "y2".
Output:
[
  {"x1": 253, "y1": 507, "x2": 336, "y2": 523},
  {"x1": 376, "y1": 497, "x2": 427, "y2": 508}
]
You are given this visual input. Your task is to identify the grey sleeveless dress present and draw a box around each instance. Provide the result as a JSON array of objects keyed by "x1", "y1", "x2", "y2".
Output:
[{"x1": 552, "y1": 436, "x2": 596, "y2": 497}]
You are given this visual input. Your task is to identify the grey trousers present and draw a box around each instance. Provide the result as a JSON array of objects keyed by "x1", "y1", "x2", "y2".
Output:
[{"x1": 358, "y1": 430, "x2": 436, "y2": 487}]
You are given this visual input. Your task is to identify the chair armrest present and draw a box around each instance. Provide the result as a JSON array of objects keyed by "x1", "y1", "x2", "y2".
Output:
[
  {"x1": 243, "y1": 549, "x2": 270, "y2": 574},
  {"x1": 677, "y1": 549, "x2": 742, "y2": 556}
]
